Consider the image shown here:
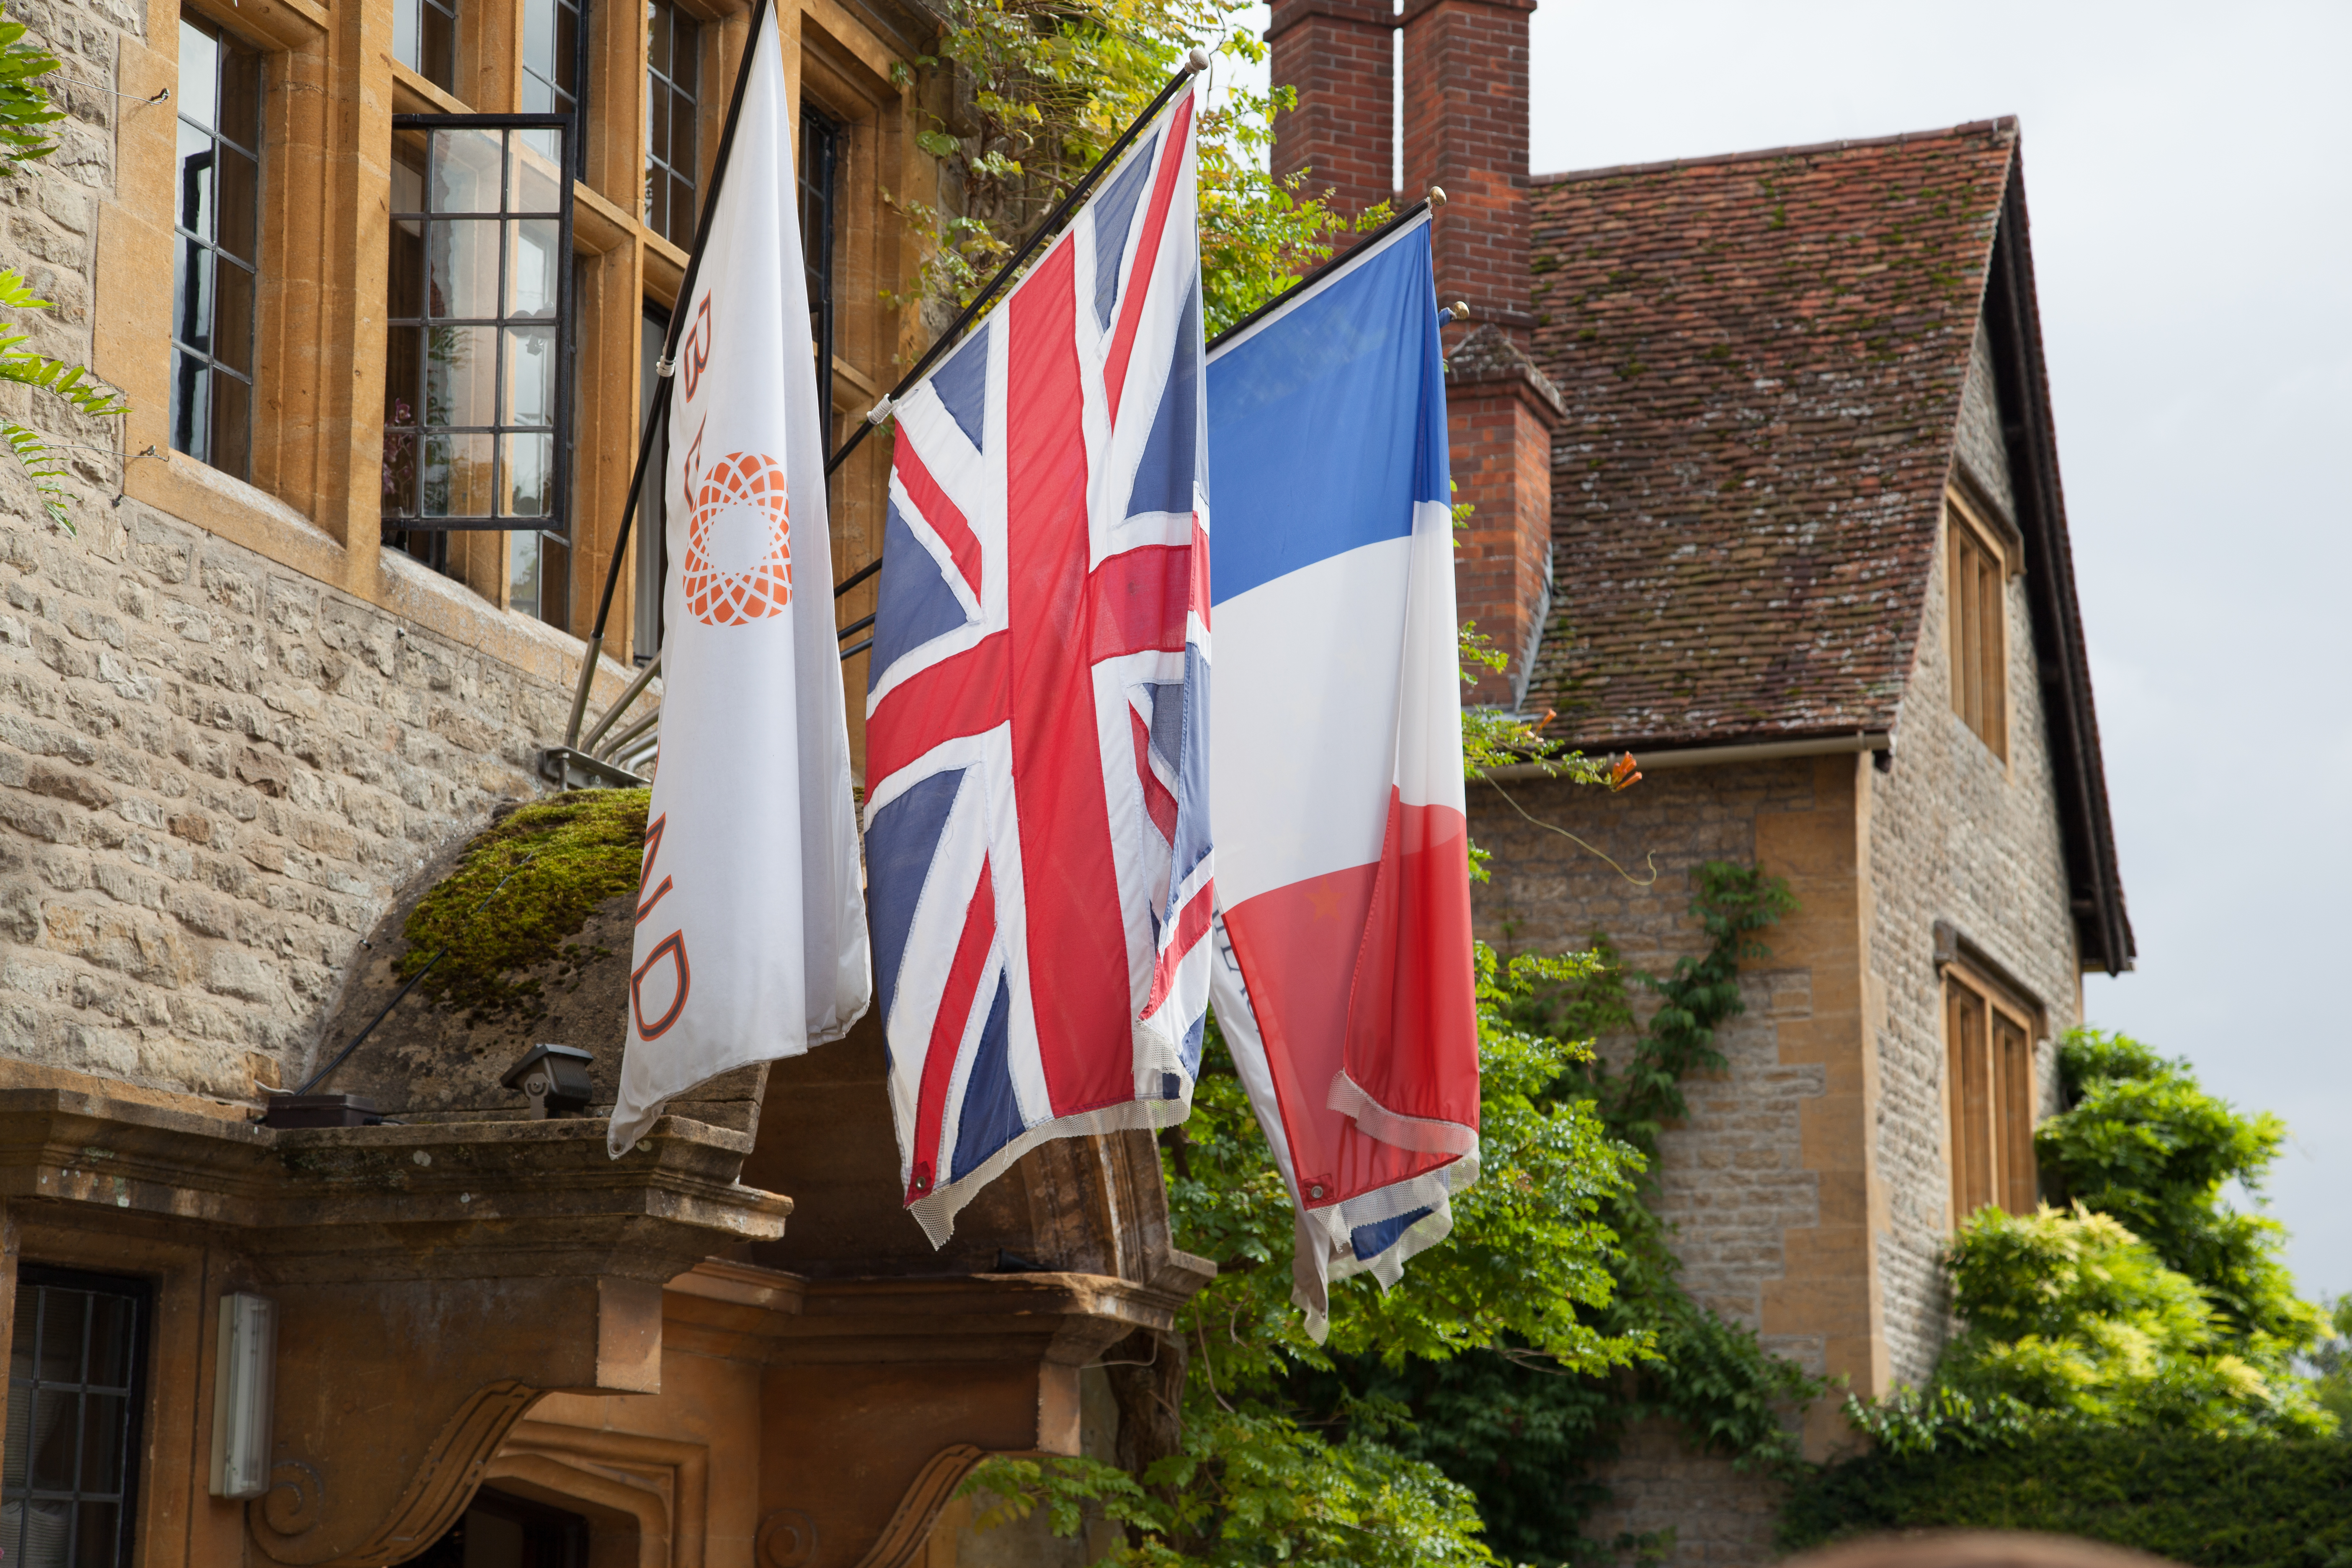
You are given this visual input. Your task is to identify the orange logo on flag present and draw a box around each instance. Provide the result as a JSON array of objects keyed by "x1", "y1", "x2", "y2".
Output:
[{"x1": 682, "y1": 451, "x2": 793, "y2": 625}]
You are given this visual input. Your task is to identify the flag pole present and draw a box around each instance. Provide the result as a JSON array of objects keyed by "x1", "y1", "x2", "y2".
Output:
[
  {"x1": 820, "y1": 49, "x2": 1210, "y2": 490},
  {"x1": 565, "y1": 0, "x2": 776, "y2": 747}
]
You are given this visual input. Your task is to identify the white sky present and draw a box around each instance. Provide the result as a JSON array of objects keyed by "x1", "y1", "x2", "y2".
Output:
[{"x1": 1227, "y1": 0, "x2": 2352, "y2": 1300}]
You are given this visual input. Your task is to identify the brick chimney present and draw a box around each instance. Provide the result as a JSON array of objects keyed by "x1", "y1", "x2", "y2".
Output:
[
  {"x1": 1401, "y1": 0, "x2": 1561, "y2": 711},
  {"x1": 1266, "y1": 0, "x2": 1396, "y2": 221},
  {"x1": 1270, "y1": 0, "x2": 1563, "y2": 711}
]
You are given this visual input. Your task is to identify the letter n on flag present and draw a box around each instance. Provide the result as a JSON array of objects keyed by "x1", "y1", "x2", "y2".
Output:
[
  {"x1": 1204, "y1": 215, "x2": 1479, "y2": 1339},
  {"x1": 609, "y1": 1, "x2": 871, "y2": 1157},
  {"x1": 863, "y1": 81, "x2": 1213, "y2": 1246}
]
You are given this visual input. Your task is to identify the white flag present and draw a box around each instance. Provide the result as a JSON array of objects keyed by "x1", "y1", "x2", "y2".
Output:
[{"x1": 609, "y1": 3, "x2": 871, "y2": 1156}]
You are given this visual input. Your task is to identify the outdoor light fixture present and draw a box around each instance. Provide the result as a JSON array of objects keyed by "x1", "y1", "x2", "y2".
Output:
[
  {"x1": 503, "y1": 1044, "x2": 597, "y2": 1118},
  {"x1": 209, "y1": 1292, "x2": 276, "y2": 1499}
]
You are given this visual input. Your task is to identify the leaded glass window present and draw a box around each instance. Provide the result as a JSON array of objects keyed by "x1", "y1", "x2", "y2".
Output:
[
  {"x1": 644, "y1": 0, "x2": 698, "y2": 247},
  {"x1": 172, "y1": 14, "x2": 261, "y2": 480},
  {"x1": 382, "y1": 117, "x2": 576, "y2": 537},
  {"x1": 1, "y1": 1269, "x2": 150, "y2": 1568}
]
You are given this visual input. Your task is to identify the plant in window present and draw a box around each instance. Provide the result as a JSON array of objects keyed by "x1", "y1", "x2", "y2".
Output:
[{"x1": 0, "y1": 5, "x2": 128, "y2": 532}]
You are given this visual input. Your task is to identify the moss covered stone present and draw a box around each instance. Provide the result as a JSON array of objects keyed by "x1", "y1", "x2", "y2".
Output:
[{"x1": 396, "y1": 788, "x2": 650, "y2": 1019}]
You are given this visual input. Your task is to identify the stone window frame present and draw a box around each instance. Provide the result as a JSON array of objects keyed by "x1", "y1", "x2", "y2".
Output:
[
  {"x1": 1937, "y1": 936, "x2": 2044, "y2": 1228},
  {"x1": 1944, "y1": 484, "x2": 2014, "y2": 766}
]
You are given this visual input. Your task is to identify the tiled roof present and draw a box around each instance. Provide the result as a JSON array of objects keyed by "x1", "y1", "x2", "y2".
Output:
[{"x1": 1522, "y1": 120, "x2": 2019, "y2": 748}]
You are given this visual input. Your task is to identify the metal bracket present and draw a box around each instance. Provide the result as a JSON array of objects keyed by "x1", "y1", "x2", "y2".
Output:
[{"x1": 538, "y1": 745, "x2": 649, "y2": 791}]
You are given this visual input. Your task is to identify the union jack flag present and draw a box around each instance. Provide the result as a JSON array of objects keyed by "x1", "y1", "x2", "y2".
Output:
[{"x1": 864, "y1": 85, "x2": 1212, "y2": 1246}]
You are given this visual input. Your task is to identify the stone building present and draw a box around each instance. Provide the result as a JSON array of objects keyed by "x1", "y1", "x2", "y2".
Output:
[
  {"x1": 1268, "y1": 6, "x2": 2131, "y2": 1564},
  {"x1": 0, "y1": 0, "x2": 1207, "y2": 1563}
]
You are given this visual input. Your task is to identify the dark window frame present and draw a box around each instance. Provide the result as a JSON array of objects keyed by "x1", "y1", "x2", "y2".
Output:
[
  {"x1": 3, "y1": 1266, "x2": 154, "y2": 1568},
  {"x1": 381, "y1": 112, "x2": 580, "y2": 540},
  {"x1": 171, "y1": 12, "x2": 263, "y2": 481}
]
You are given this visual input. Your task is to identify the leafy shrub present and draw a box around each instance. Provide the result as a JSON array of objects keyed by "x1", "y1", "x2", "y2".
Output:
[{"x1": 1780, "y1": 1428, "x2": 2352, "y2": 1567}]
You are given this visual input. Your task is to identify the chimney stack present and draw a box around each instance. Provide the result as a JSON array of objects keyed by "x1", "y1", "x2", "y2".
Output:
[
  {"x1": 1271, "y1": 0, "x2": 1563, "y2": 712},
  {"x1": 1266, "y1": 0, "x2": 1397, "y2": 222}
]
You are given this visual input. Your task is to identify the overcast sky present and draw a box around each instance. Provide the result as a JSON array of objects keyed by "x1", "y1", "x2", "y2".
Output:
[
  {"x1": 1224, "y1": 1, "x2": 2352, "y2": 1297},
  {"x1": 1512, "y1": 0, "x2": 2352, "y2": 1299}
]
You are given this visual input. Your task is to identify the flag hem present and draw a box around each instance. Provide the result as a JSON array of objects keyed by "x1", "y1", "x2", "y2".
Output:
[{"x1": 1324, "y1": 1069, "x2": 1480, "y2": 1157}]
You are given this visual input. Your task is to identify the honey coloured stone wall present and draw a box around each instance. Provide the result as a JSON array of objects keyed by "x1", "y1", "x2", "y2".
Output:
[
  {"x1": 1865, "y1": 342, "x2": 2082, "y2": 1389},
  {"x1": 1470, "y1": 757, "x2": 1844, "y2": 1379},
  {"x1": 0, "y1": 485, "x2": 580, "y2": 1101}
]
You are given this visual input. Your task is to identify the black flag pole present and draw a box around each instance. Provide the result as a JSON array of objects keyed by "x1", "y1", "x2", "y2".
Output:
[{"x1": 564, "y1": 0, "x2": 776, "y2": 747}]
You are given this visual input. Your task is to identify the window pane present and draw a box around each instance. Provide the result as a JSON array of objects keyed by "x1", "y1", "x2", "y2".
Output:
[
  {"x1": 500, "y1": 433, "x2": 552, "y2": 517},
  {"x1": 171, "y1": 347, "x2": 211, "y2": 456},
  {"x1": 217, "y1": 145, "x2": 258, "y2": 263},
  {"x1": 385, "y1": 325, "x2": 423, "y2": 423},
  {"x1": 426, "y1": 220, "x2": 500, "y2": 318},
  {"x1": 176, "y1": 20, "x2": 218, "y2": 128},
  {"x1": 212, "y1": 371, "x2": 253, "y2": 477},
  {"x1": 647, "y1": 80, "x2": 669, "y2": 162},
  {"x1": 392, "y1": 130, "x2": 428, "y2": 212},
  {"x1": 508, "y1": 135, "x2": 562, "y2": 216},
  {"x1": 83, "y1": 1300, "x2": 133, "y2": 1393},
  {"x1": 73, "y1": 1503, "x2": 119, "y2": 1568},
  {"x1": 523, "y1": 0, "x2": 553, "y2": 87},
  {"x1": 648, "y1": 5, "x2": 670, "y2": 74},
  {"x1": 219, "y1": 42, "x2": 261, "y2": 148},
  {"x1": 384, "y1": 426, "x2": 419, "y2": 514},
  {"x1": 506, "y1": 220, "x2": 558, "y2": 317},
  {"x1": 174, "y1": 120, "x2": 211, "y2": 237},
  {"x1": 421, "y1": 0, "x2": 456, "y2": 90},
  {"x1": 20, "y1": 1499, "x2": 70, "y2": 1568},
  {"x1": 424, "y1": 324, "x2": 496, "y2": 426},
  {"x1": 510, "y1": 528, "x2": 541, "y2": 615},
  {"x1": 394, "y1": 0, "x2": 420, "y2": 72},
  {"x1": 36, "y1": 1297, "x2": 84, "y2": 1386},
  {"x1": 28, "y1": 1390, "x2": 78, "y2": 1490},
  {"x1": 172, "y1": 237, "x2": 211, "y2": 348},
  {"x1": 75, "y1": 1396, "x2": 124, "y2": 1493},
  {"x1": 423, "y1": 431, "x2": 494, "y2": 516},
  {"x1": 554, "y1": 2, "x2": 577, "y2": 96},
  {"x1": 429, "y1": 129, "x2": 503, "y2": 213},
  {"x1": 503, "y1": 325, "x2": 554, "y2": 426},
  {"x1": 214, "y1": 262, "x2": 255, "y2": 374},
  {"x1": 389, "y1": 218, "x2": 426, "y2": 315}
]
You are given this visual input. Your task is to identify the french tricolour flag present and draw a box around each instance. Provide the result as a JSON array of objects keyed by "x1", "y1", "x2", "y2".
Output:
[{"x1": 1205, "y1": 214, "x2": 1478, "y2": 1339}]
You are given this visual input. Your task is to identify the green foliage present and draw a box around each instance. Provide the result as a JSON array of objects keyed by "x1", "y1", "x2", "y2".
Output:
[
  {"x1": 396, "y1": 789, "x2": 648, "y2": 1017},
  {"x1": 1849, "y1": 1205, "x2": 2330, "y2": 1448},
  {"x1": 2311, "y1": 1298, "x2": 2352, "y2": 1428},
  {"x1": 1844, "y1": 1029, "x2": 2333, "y2": 1456},
  {"x1": 889, "y1": 0, "x2": 1356, "y2": 338},
  {"x1": 963, "y1": 945, "x2": 1649, "y2": 1564},
  {"x1": 2040, "y1": 1029, "x2": 2322, "y2": 1350},
  {"x1": 1302, "y1": 865, "x2": 1821, "y2": 1567},
  {"x1": 1779, "y1": 1429, "x2": 2352, "y2": 1567},
  {"x1": 0, "y1": 7, "x2": 62, "y2": 172}
]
